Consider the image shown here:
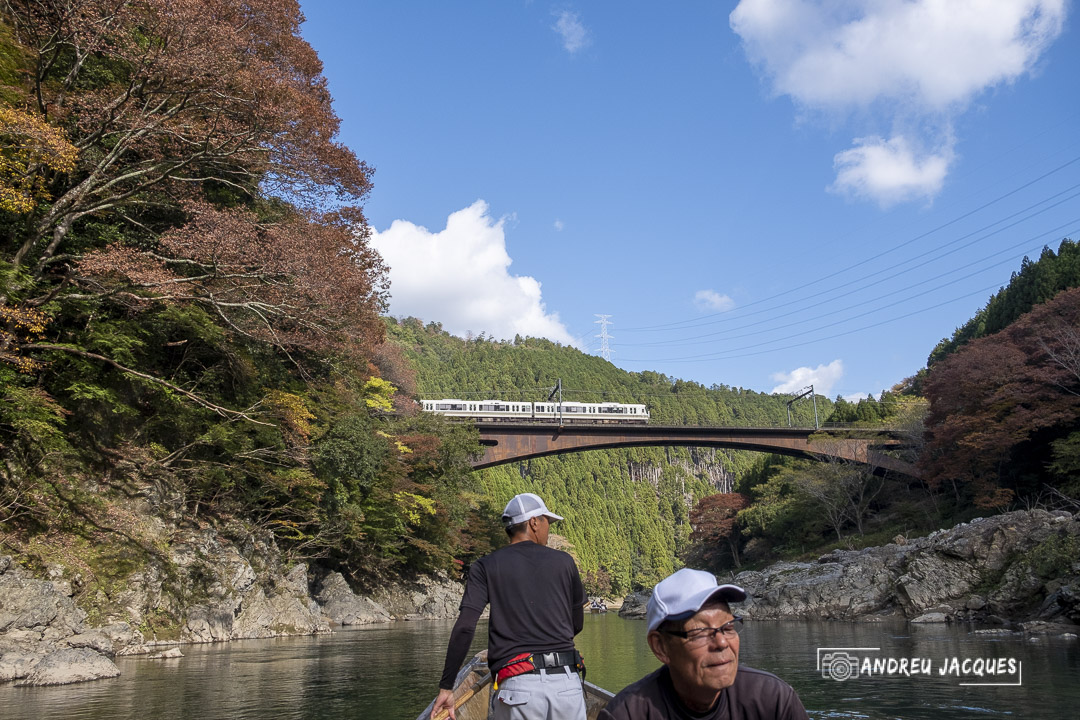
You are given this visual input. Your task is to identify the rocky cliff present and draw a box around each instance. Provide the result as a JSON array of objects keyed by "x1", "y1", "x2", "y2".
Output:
[
  {"x1": 621, "y1": 510, "x2": 1080, "y2": 630},
  {"x1": 0, "y1": 524, "x2": 465, "y2": 686}
]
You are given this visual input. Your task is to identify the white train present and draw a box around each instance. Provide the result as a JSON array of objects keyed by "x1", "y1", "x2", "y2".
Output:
[{"x1": 421, "y1": 399, "x2": 650, "y2": 424}]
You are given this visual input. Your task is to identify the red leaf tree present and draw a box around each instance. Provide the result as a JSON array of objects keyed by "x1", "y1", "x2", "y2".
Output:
[
  {"x1": 7, "y1": 0, "x2": 374, "y2": 272},
  {"x1": 2, "y1": 0, "x2": 388, "y2": 377},
  {"x1": 689, "y1": 492, "x2": 750, "y2": 569},
  {"x1": 922, "y1": 287, "x2": 1080, "y2": 508}
]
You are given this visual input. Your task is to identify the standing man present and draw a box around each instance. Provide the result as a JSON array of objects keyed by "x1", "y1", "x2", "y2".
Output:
[
  {"x1": 599, "y1": 568, "x2": 809, "y2": 720},
  {"x1": 432, "y1": 492, "x2": 587, "y2": 720}
]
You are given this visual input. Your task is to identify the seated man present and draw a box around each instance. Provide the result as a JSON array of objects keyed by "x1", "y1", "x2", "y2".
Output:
[{"x1": 599, "y1": 568, "x2": 809, "y2": 720}]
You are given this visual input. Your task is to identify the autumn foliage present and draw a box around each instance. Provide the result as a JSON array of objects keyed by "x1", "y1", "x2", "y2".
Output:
[
  {"x1": 0, "y1": 106, "x2": 77, "y2": 214},
  {"x1": 0, "y1": 2, "x2": 482, "y2": 585},
  {"x1": 1, "y1": 0, "x2": 389, "y2": 361},
  {"x1": 77, "y1": 202, "x2": 387, "y2": 358},
  {"x1": 2, "y1": 0, "x2": 387, "y2": 355},
  {"x1": 689, "y1": 492, "x2": 749, "y2": 569},
  {"x1": 922, "y1": 286, "x2": 1080, "y2": 507}
]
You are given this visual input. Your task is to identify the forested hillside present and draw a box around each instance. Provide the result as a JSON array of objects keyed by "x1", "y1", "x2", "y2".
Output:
[
  {"x1": 9, "y1": 0, "x2": 1073, "y2": 625},
  {"x1": 921, "y1": 284, "x2": 1080, "y2": 508},
  {"x1": 0, "y1": 1, "x2": 833, "y2": 613},
  {"x1": 927, "y1": 239, "x2": 1080, "y2": 365},
  {"x1": 918, "y1": 239, "x2": 1080, "y2": 509},
  {"x1": 686, "y1": 241, "x2": 1080, "y2": 576},
  {"x1": 0, "y1": 1, "x2": 489, "y2": 627},
  {"x1": 385, "y1": 318, "x2": 833, "y2": 593}
]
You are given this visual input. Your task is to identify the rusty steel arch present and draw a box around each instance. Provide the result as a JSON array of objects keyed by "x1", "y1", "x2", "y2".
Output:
[{"x1": 470, "y1": 422, "x2": 919, "y2": 478}]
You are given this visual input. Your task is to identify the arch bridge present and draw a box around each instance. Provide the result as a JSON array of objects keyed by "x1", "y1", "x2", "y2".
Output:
[{"x1": 470, "y1": 422, "x2": 919, "y2": 478}]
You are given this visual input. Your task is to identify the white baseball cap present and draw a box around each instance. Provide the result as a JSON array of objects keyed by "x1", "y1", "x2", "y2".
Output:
[
  {"x1": 502, "y1": 493, "x2": 564, "y2": 526},
  {"x1": 646, "y1": 568, "x2": 747, "y2": 632}
]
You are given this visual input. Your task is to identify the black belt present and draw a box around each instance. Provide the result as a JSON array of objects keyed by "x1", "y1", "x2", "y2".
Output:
[{"x1": 528, "y1": 651, "x2": 578, "y2": 672}]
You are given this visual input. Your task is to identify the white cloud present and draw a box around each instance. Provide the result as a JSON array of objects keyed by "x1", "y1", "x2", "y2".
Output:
[
  {"x1": 771, "y1": 359, "x2": 844, "y2": 397},
  {"x1": 730, "y1": 0, "x2": 1067, "y2": 204},
  {"x1": 553, "y1": 10, "x2": 590, "y2": 54},
  {"x1": 553, "y1": 219, "x2": 565, "y2": 232},
  {"x1": 369, "y1": 201, "x2": 577, "y2": 345},
  {"x1": 694, "y1": 289, "x2": 736, "y2": 312},
  {"x1": 830, "y1": 135, "x2": 953, "y2": 207}
]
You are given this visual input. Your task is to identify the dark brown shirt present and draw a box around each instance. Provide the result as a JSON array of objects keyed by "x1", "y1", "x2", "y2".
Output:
[{"x1": 598, "y1": 664, "x2": 810, "y2": 720}]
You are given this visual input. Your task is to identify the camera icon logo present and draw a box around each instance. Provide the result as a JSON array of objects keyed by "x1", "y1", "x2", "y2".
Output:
[{"x1": 820, "y1": 650, "x2": 860, "y2": 681}]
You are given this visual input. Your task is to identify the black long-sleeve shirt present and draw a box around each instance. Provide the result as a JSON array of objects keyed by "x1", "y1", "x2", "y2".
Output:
[{"x1": 439, "y1": 541, "x2": 586, "y2": 689}]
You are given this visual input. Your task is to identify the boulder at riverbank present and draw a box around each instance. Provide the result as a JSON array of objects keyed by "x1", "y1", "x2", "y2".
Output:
[
  {"x1": 0, "y1": 524, "x2": 468, "y2": 686},
  {"x1": 368, "y1": 570, "x2": 464, "y2": 620},
  {"x1": 315, "y1": 572, "x2": 393, "y2": 625},
  {"x1": 620, "y1": 510, "x2": 1080, "y2": 629},
  {"x1": 618, "y1": 590, "x2": 650, "y2": 620},
  {"x1": 0, "y1": 557, "x2": 121, "y2": 686}
]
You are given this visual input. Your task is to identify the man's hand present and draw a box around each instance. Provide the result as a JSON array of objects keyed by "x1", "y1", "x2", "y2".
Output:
[{"x1": 431, "y1": 688, "x2": 457, "y2": 720}]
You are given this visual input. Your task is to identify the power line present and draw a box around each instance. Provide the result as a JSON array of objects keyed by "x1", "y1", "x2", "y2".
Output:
[
  {"x1": 618, "y1": 276, "x2": 1031, "y2": 364},
  {"x1": 617, "y1": 217, "x2": 1080, "y2": 349},
  {"x1": 620, "y1": 153, "x2": 1080, "y2": 334},
  {"x1": 626, "y1": 184, "x2": 1080, "y2": 342}
]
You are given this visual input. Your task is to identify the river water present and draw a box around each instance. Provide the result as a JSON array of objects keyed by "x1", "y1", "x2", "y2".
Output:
[{"x1": 3, "y1": 614, "x2": 1078, "y2": 720}]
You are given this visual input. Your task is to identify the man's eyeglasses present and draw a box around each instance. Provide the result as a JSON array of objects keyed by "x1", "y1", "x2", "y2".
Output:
[{"x1": 661, "y1": 616, "x2": 743, "y2": 645}]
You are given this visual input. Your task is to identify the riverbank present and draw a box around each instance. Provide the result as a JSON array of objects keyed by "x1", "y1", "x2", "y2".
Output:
[
  {"x1": 8, "y1": 508, "x2": 1077, "y2": 687},
  {"x1": 0, "y1": 522, "x2": 466, "y2": 686},
  {"x1": 621, "y1": 509, "x2": 1080, "y2": 633}
]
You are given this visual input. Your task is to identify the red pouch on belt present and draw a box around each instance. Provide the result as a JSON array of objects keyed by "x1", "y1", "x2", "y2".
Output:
[{"x1": 494, "y1": 653, "x2": 535, "y2": 688}]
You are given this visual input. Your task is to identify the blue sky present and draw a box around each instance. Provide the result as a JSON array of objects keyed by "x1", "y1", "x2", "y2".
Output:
[{"x1": 299, "y1": 1, "x2": 1079, "y2": 400}]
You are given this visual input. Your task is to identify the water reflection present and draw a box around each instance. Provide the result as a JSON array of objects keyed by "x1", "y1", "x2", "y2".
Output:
[
  {"x1": 1, "y1": 615, "x2": 1077, "y2": 720},
  {"x1": 737, "y1": 619, "x2": 1080, "y2": 720}
]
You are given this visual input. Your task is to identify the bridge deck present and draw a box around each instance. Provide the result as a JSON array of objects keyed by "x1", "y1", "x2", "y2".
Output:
[{"x1": 470, "y1": 422, "x2": 918, "y2": 477}]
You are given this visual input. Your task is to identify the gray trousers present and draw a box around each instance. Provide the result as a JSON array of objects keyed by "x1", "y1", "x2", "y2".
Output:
[{"x1": 490, "y1": 667, "x2": 587, "y2": 720}]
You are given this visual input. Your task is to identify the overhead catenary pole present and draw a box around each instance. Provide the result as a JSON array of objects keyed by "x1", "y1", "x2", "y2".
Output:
[
  {"x1": 786, "y1": 385, "x2": 819, "y2": 429},
  {"x1": 548, "y1": 378, "x2": 563, "y2": 426}
]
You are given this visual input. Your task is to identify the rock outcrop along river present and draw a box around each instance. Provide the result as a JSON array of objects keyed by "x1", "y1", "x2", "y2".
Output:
[
  {"x1": 6, "y1": 509, "x2": 1078, "y2": 686},
  {"x1": 0, "y1": 525, "x2": 465, "y2": 686},
  {"x1": 736, "y1": 509, "x2": 1079, "y2": 627},
  {"x1": 622, "y1": 509, "x2": 1080, "y2": 630}
]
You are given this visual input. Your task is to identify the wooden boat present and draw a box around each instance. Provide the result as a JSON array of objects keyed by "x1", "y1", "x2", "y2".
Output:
[{"x1": 418, "y1": 650, "x2": 614, "y2": 720}]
